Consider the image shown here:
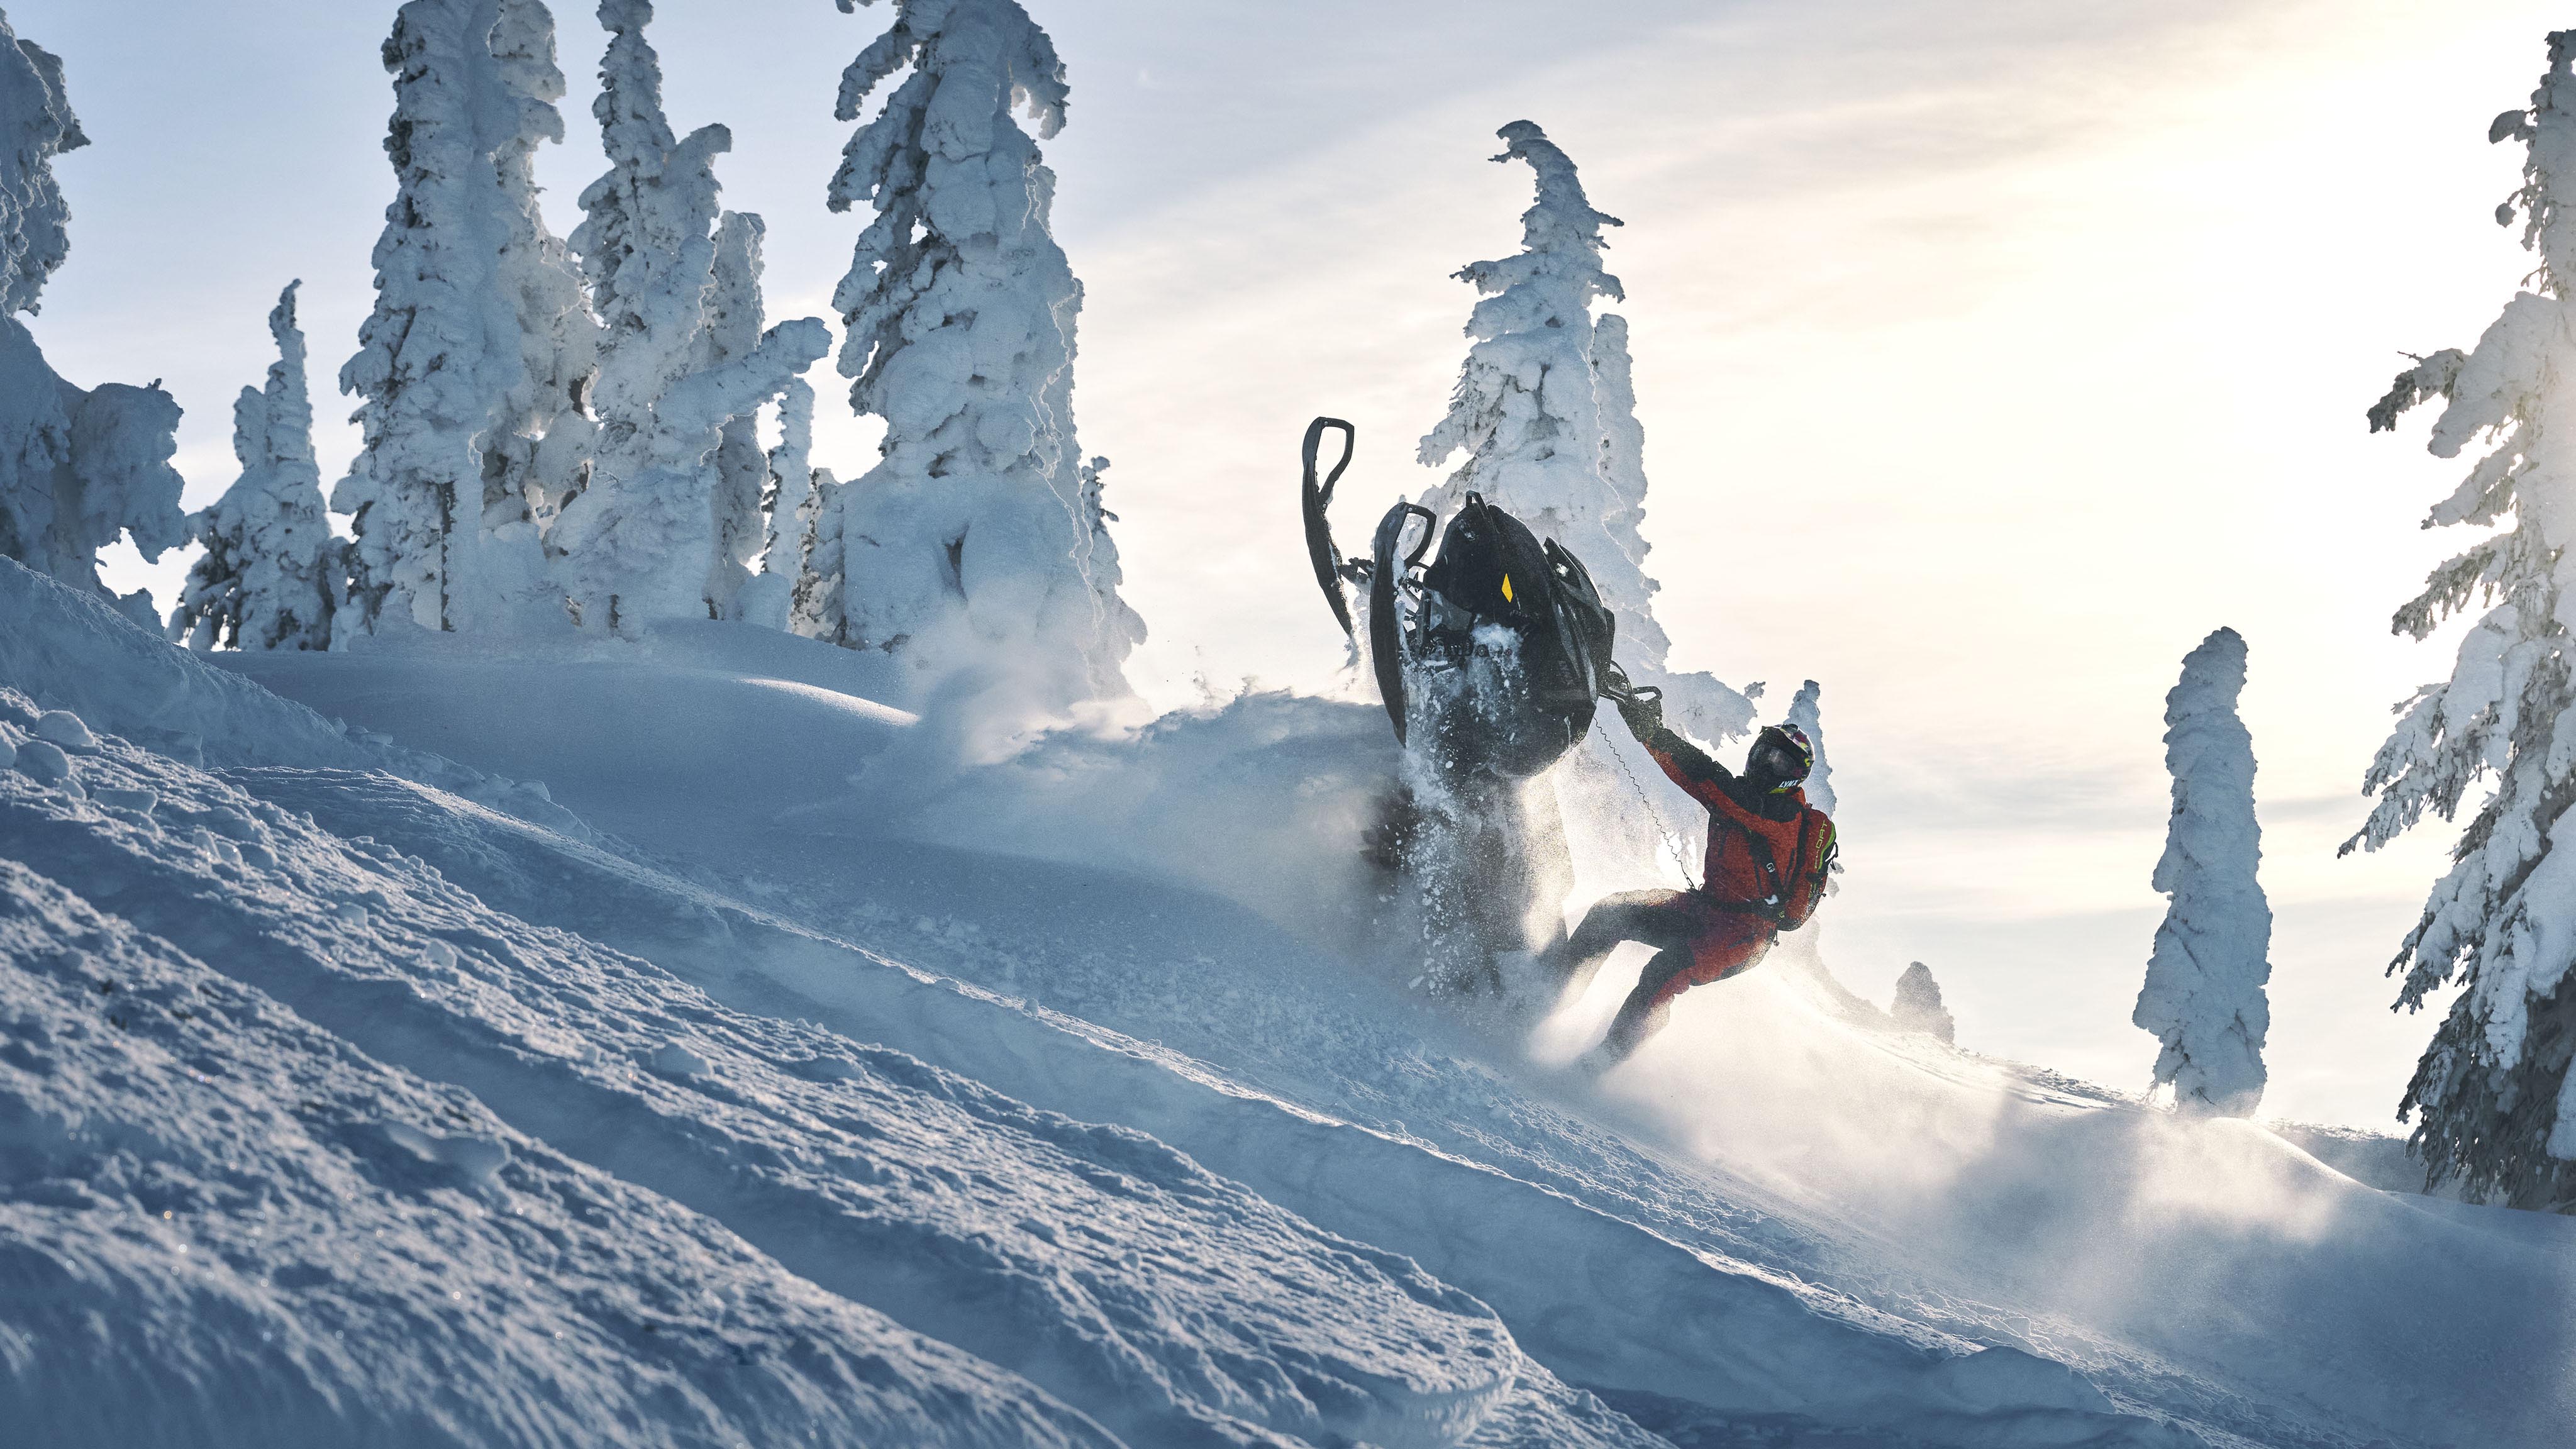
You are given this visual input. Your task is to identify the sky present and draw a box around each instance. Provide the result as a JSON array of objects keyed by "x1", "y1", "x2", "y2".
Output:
[{"x1": 16, "y1": 0, "x2": 2570, "y2": 1128}]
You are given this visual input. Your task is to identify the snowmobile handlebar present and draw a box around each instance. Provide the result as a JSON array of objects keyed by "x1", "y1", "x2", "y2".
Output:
[{"x1": 1598, "y1": 661, "x2": 1658, "y2": 707}]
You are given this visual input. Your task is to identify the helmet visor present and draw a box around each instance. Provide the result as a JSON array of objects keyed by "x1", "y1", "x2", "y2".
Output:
[{"x1": 1750, "y1": 736, "x2": 1809, "y2": 786}]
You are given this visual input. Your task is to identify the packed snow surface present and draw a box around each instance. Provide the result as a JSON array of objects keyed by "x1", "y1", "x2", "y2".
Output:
[{"x1": 7, "y1": 557, "x2": 2575, "y2": 1448}]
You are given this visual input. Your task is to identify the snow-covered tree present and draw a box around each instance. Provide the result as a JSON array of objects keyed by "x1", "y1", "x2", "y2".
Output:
[
  {"x1": 734, "y1": 375, "x2": 821, "y2": 631},
  {"x1": 168, "y1": 282, "x2": 339, "y2": 651},
  {"x1": 818, "y1": 0, "x2": 1143, "y2": 708},
  {"x1": 1784, "y1": 678, "x2": 1836, "y2": 816},
  {"x1": 2137, "y1": 627, "x2": 2270, "y2": 1119},
  {"x1": 2348, "y1": 31, "x2": 2576, "y2": 1208},
  {"x1": 1418, "y1": 121, "x2": 1752, "y2": 745},
  {"x1": 1890, "y1": 963, "x2": 1955, "y2": 1044},
  {"x1": 791, "y1": 462, "x2": 848, "y2": 641},
  {"x1": 706, "y1": 211, "x2": 774, "y2": 616},
  {"x1": 550, "y1": 0, "x2": 826, "y2": 632},
  {"x1": 0, "y1": 9, "x2": 186, "y2": 625},
  {"x1": 334, "y1": 0, "x2": 597, "y2": 641}
]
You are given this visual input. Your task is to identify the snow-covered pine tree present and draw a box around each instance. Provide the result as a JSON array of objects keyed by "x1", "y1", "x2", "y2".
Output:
[
  {"x1": 334, "y1": 0, "x2": 597, "y2": 641},
  {"x1": 819, "y1": 0, "x2": 1143, "y2": 708},
  {"x1": 2348, "y1": 31, "x2": 2576, "y2": 1208},
  {"x1": 791, "y1": 463, "x2": 847, "y2": 642},
  {"x1": 0, "y1": 8, "x2": 186, "y2": 625},
  {"x1": 168, "y1": 282, "x2": 339, "y2": 651},
  {"x1": 1890, "y1": 963, "x2": 1955, "y2": 1044},
  {"x1": 1418, "y1": 121, "x2": 1752, "y2": 745},
  {"x1": 2136, "y1": 626, "x2": 2271, "y2": 1119},
  {"x1": 734, "y1": 375, "x2": 819, "y2": 631},
  {"x1": 550, "y1": 0, "x2": 827, "y2": 632},
  {"x1": 1784, "y1": 679, "x2": 1836, "y2": 816},
  {"x1": 706, "y1": 211, "x2": 773, "y2": 617}
]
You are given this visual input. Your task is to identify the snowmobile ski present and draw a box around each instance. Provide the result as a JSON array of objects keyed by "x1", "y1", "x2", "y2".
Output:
[{"x1": 1301, "y1": 417, "x2": 1363, "y2": 639}]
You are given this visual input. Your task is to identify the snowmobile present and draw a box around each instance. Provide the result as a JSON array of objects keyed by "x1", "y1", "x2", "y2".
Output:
[
  {"x1": 1301, "y1": 416, "x2": 1628, "y2": 993},
  {"x1": 1301, "y1": 417, "x2": 1620, "y2": 775}
]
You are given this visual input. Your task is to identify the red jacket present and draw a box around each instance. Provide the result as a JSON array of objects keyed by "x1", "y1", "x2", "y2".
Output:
[{"x1": 1643, "y1": 727, "x2": 1836, "y2": 929}]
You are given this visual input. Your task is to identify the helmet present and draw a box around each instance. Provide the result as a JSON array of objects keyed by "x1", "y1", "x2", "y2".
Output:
[{"x1": 1747, "y1": 724, "x2": 1814, "y2": 793}]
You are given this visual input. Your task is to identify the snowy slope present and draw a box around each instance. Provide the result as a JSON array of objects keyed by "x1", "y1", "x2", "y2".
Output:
[
  {"x1": 7, "y1": 555, "x2": 2573, "y2": 1448},
  {"x1": 0, "y1": 857, "x2": 1113, "y2": 1449}
]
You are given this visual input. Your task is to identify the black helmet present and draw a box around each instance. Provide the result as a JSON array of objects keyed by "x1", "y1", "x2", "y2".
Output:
[{"x1": 1747, "y1": 724, "x2": 1815, "y2": 793}]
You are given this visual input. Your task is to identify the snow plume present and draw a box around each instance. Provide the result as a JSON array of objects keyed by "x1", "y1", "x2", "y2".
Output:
[
  {"x1": 334, "y1": 0, "x2": 598, "y2": 642},
  {"x1": 2350, "y1": 30, "x2": 2576, "y2": 1209},
  {"x1": 2135, "y1": 627, "x2": 2270, "y2": 1118},
  {"x1": 0, "y1": 14, "x2": 186, "y2": 625},
  {"x1": 550, "y1": 1, "x2": 827, "y2": 633},
  {"x1": 819, "y1": 0, "x2": 1143, "y2": 714},
  {"x1": 169, "y1": 282, "x2": 340, "y2": 652}
]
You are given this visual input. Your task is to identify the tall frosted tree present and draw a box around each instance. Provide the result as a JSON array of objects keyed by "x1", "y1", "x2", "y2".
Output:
[
  {"x1": 169, "y1": 282, "x2": 339, "y2": 651},
  {"x1": 551, "y1": 0, "x2": 826, "y2": 631},
  {"x1": 2136, "y1": 627, "x2": 2271, "y2": 1118},
  {"x1": 2350, "y1": 30, "x2": 2576, "y2": 1208},
  {"x1": 1890, "y1": 963, "x2": 1955, "y2": 1045},
  {"x1": 734, "y1": 375, "x2": 821, "y2": 631},
  {"x1": 1418, "y1": 121, "x2": 1752, "y2": 745},
  {"x1": 334, "y1": 0, "x2": 597, "y2": 641},
  {"x1": 818, "y1": 0, "x2": 1143, "y2": 708},
  {"x1": 0, "y1": 8, "x2": 186, "y2": 625}
]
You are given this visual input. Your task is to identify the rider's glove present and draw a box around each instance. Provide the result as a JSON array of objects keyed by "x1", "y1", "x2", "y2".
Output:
[{"x1": 1616, "y1": 692, "x2": 1663, "y2": 737}]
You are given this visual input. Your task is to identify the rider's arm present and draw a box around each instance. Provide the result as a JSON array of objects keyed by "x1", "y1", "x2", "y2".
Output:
[{"x1": 1640, "y1": 723, "x2": 1734, "y2": 806}]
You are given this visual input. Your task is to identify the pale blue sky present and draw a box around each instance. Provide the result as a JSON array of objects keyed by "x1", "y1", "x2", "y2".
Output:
[{"x1": 17, "y1": 0, "x2": 2569, "y2": 1125}]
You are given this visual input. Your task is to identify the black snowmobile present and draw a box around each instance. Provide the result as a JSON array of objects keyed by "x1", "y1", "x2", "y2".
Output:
[{"x1": 1301, "y1": 416, "x2": 1626, "y2": 993}]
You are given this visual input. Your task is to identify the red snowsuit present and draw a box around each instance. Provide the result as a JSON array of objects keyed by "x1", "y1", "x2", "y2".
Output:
[
  {"x1": 1552, "y1": 724, "x2": 1837, "y2": 1059},
  {"x1": 1640, "y1": 724, "x2": 1836, "y2": 1004}
]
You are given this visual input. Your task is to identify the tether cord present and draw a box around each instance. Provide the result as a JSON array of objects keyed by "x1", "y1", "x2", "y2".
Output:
[{"x1": 1605, "y1": 733, "x2": 1701, "y2": 892}]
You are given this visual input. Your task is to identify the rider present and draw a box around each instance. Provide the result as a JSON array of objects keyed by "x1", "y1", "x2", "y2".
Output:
[{"x1": 1540, "y1": 696, "x2": 1836, "y2": 1066}]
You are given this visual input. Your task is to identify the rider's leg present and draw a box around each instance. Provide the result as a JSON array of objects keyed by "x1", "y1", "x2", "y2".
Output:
[
  {"x1": 1592, "y1": 918, "x2": 1773, "y2": 1065},
  {"x1": 1539, "y1": 889, "x2": 1697, "y2": 1002}
]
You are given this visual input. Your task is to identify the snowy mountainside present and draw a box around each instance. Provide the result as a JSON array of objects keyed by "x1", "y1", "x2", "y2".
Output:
[
  {"x1": 0, "y1": 858, "x2": 1110, "y2": 1449},
  {"x1": 5, "y1": 557, "x2": 2573, "y2": 1448},
  {"x1": 0, "y1": 680, "x2": 1631, "y2": 1446}
]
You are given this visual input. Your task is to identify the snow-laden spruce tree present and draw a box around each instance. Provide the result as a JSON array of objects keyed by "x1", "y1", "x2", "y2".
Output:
[
  {"x1": 2136, "y1": 627, "x2": 2271, "y2": 1118},
  {"x1": 334, "y1": 0, "x2": 597, "y2": 641},
  {"x1": 0, "y1": 9, "x2": 186, "y2": 624},
  {"x1": 1890, "y1": 963, "x2": 1955, "y2": 1044},
  {"x1": 706, "y1": 211, "x2": 774, "y2": 616},
  {"x1": 168, "y1": 283, "x2": 339, "y2": 651},
  {"x1": 2348, "y1": 31, "x2": 2576, "y2": 1208},
  {"x1": 1418, "y1": 121, "x2": 1752, "y2": 746},
  {"x1": 818, "y1": 0, "x2": 1143, "y2": 708},
  {"x1": 550, "y1": 0, "x2": 827, "y2": 631},
  {"x1": 1784, "y1": 678, "x2": 1836, "y2": 815},
  {"x1": 734, "y1": 375, "x2": 821, "y2": 631}
]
